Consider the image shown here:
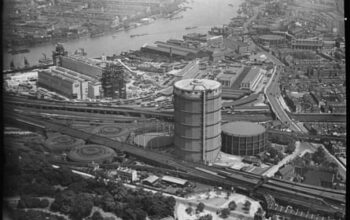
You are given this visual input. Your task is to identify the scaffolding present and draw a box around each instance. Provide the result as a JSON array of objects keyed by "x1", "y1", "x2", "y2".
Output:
[
  {"x1": 102, "y1": 63, "x2": 126, "y2": 99},
  {"x1": 52, "y1": 43, "x2": 68, "y2": 66}
]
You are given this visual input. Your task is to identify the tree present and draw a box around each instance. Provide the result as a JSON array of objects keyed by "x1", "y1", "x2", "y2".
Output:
[
  {"x1": 254, "y1": 207, "x2": 264, "y2": 220},
  {"x1": 91, "y1": 211, "x2": 103, "y2": 220},
  {"x1": 198, "y1": 214, "x2": 213, "y2": 220},
  {"x1": 71, "y1": 193, "x2": 94, "y2": 219},
  {"x1": 285, "y1": 141, "x2": 296, "y2": 154},
  {"x1": 220, "y1": 208, "x2": 230, "y2": 219},
  {"x1": 228, "y1": 201, "x2": 237, "y2": 211},
  {"x1": 185, "y1": 206, "x2": 193, "y2": 215},
  {"x1": 312, "y1": 147, "x2": 326, "y2": 164},
  {"x1": 196, "y1": 202, "x2": 205, "y2": 213},
  {"x1": 243, "y1": 200, "x2": 251, "y2": 211},
  {"x1": 101, "y1": 192, "x2": 116, "y2": 212}
]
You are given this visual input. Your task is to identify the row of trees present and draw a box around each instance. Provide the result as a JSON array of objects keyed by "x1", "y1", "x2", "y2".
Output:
[{"x1": 5, "y1": 145, "x2": 176, "y2": 220}]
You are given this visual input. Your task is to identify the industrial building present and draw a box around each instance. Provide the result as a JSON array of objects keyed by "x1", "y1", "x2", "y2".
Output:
[
  {"x1": 291, "y1": 38, "x2": 323, "y2": 50},
  {"x1": 258, "y1": 34, "x2": 285, "y2": 45},
  {"x1": 117, "y1": 167, "x2": 138, "y2": 182},
  {"x1": 240, "y1": 66, "x2": 266, "y2": 91},
  {"x1": 207, "y1": 35, "x2": 224, "y2": 48},
  {"x1": 161, "y1": 175, "x2": 188, "y2": 187},
  {"x1": 173, "y1": 79, "x2": 222, "y2": 164},
  {"x1": 38, "y1": 66, "x2": 101, "y2": 99},
  {"x1": 221, "y1": 121, "x2": 267, "y2": 156},
  {"x1": 60, "y1": 55, "x2": 104, "y2": 79},
  {"x1": 216, "y1": 66, "x2": 245, "y2": 88},
  {"x1": 49, "y1": 48, "x2": 126, "y2": 99}
]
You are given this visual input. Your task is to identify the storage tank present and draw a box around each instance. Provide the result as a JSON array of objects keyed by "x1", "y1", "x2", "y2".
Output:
[
  {"x1": 173, "y1": 79, "x2": 222, "y2": 163},
  {"x1": 221, "y1": 121, "x2": 267, "y2": 156}
]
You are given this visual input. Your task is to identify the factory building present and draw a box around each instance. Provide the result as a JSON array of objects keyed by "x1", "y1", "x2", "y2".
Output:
[
  {"x1": 216, "y1": 66, "x2": 245, "y2": 88},
  {"x1": 60, "y1": 55, "x2": 104, "y2": 79},
  {"x1": 173, "y1": 79, "x2": 222, "y2": 164},
  {"x1": 161, "y1": 175, "x2": 188, "y2": 187},
  {"x1": 221, "y1": 121, "x2": 267, "y2": 156},
  {"x1": 207, "y1": 35, "x2": 224, "y2": 48},
  {"x1": 240, "y1": 66, "x2": 266, "y2": 91},
  {"x1": 291, "y1": 38, "x2": 323, "y2": 50},
  {"x1": 117, "y1": 167, "x2": 138, "y2": 182},
  {"x1": 38, "y1": 66, "x2": 101, "y2": 99},
  {"x1": 258, "y1": 34, "x2": 285, "y2": 45},
  {"x1": 38, "y1": 67, "x2": 87, "y2": 99}
]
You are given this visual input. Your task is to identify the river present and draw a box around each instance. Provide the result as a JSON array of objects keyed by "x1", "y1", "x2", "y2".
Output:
[{"x1": 3, "y1": 0, "x2": 243, "y2": 69}]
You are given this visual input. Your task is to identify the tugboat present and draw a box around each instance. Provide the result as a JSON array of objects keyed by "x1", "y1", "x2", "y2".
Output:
[
  {"x1": 185, "y1": 26, "x2": 198, "y2": 30},
  {"x1": 24, "y1": 57, "x2": 30, "y2": 68},
  {"x1": 130, "y1": 33, "x2": 148, "y2": 38},
  {"x1": 8, "y1": 48, "x2": 30, "y2": 55},
  {"x1": 39, "y1": 53, "x2": 53, "y2": 65},
  {"x1": 74, "y1": 48, "x2": 87, "y2": 56},
  {"x1": 10, "y1": 60, "x2": 15, "y2": 70}
]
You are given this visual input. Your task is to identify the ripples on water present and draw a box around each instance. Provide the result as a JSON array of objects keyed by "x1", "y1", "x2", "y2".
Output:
[{"x1": 3, "y1": 0, "x2": 242, "y2": 69}]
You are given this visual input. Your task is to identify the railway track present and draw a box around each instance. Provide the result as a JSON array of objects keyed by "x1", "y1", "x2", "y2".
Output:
[{"x1": 4, "y1": 108, "x2": 345, "y2": 217}]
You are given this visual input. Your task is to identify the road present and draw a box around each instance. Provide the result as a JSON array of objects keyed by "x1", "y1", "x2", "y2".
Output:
[
  {"x1": 264, "y1": 66, "x2": 302, "y2": 132},
  {"x1": 263, "y1": 53, "x2": 347, "y2": 180}
]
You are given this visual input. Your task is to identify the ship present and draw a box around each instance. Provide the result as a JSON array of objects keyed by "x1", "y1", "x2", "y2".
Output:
[
  {"x1": 38, "y1": 53, "x2": 53, "y2": 65},
  {"x1": 170, "y1": 15, "x2": 183, "y2": 20},
  {"x1": 24, "y1": 57, "x2": 30, "y2": 68},
  {"x1": 185, "y1": 26, "x2": 198, "y2": 30},
  {"x1": 10, "y1": 60, "x2": 15, "y2": 70},
  {"x1": 130, "y1": 33, "x2": 148, "y2": 38},
  {"x1": 8, "y1": 48, "x2": 30, "y2": 55},
  {"x1": 90, "y1": 31, "x2": 104, "y2": 38},
  {"x1": 74, "y1": 48, "x2": 87, "y2": 56}
]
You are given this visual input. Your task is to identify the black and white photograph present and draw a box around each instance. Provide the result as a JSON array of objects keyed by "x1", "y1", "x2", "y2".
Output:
[{"x1": 2, "y1": 0, "x2": 346, "y2": 219}]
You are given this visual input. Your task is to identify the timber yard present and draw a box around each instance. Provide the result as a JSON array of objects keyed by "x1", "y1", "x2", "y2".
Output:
[{"x1": 3, "y1": 0, "x2": 346, "y2": 220}]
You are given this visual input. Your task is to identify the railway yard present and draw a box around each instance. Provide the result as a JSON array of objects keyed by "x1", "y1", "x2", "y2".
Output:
[{"x1": 4, "y1": 105, "x2": 346, "y2": 219}]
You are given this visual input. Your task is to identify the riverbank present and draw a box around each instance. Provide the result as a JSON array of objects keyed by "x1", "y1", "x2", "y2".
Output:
[{"x1": 3, "y1": 0, "x2": 243, "y2": 70}]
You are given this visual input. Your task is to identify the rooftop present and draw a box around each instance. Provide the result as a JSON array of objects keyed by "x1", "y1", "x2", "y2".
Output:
[
  {"x1": 161, "y1": 175, "x2": 188, "y2": 185},
  {"x1": 174, "y1": 79, "x2": 221, "y2": 91},
  {"x1": 259, "y1": 34, "x2": 284, "y2": 41},
  {"x1": 241, "y1": 67, "x2": 262, "y2": 84},
  {"x1": 222, "y1": 121, "x2": 266, "y2": 136}
]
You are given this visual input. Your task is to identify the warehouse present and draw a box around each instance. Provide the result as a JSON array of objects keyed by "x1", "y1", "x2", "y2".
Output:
[
  {"x1": 240, "y1": 66, "x2": 265, "y2": 91},
  {"x1": 161, "y1": 175, "x2": 188, "y2": 187}
]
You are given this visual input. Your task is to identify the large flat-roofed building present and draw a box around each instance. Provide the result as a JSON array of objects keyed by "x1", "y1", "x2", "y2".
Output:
[
  {"x1": 60, "y1": 55, "x2": 104, "y2": 79},
  {"x1": 38, "y1": 66, "x2": 101, "y2": 99},
  {"x1": 258, "y1": 34, "x2": 285, "y2": 45},
  {"x1": 161, "y1": 175, "x2": 188, "y2": 187},
  {"x1": 141, "y1": 44, "x2": 196, "y2": 60},
  {"x1": 207, "y1": 35, "x2": 224, "y2": 48},
  {"x1": 117, "y1": 167, "x2": 138, "y2": 182},
  {"x1": 216, "y1": 66, "x2": 245, "y2": 88},
  {"x1": 240, "y1": 66, "x2": 265, "y2": 91},
  {"x1": 291, "y1": 38, "x2": 323, "y2": 50}
]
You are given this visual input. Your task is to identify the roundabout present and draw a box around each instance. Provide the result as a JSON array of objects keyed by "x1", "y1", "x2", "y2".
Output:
[
  {"x1": 68, "y1": 144, "x2": 116, "y2": 163},
  {"x1": 92, "y1": 125, "x2": 126, "y2": 138},
  {"x1": 45, "y1": 134, "x2": 85, "y2": 152}
]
